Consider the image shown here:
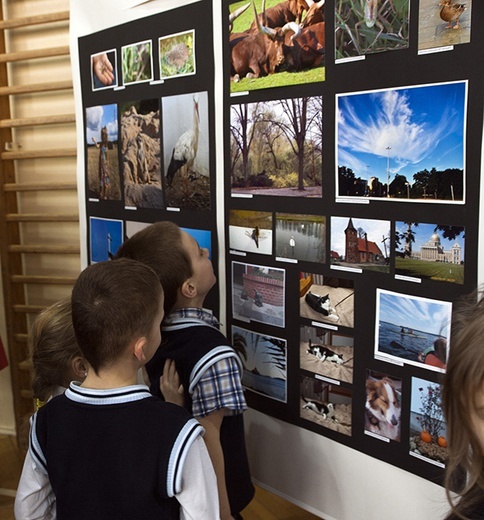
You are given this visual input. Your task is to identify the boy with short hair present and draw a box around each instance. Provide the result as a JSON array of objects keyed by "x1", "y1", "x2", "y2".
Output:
[
  {"x1": 15, "y1": 258, "x2": 219, "y2": 520},
  {"x1": 116, "y1": 222, "x2": 254, "y2": 520}
]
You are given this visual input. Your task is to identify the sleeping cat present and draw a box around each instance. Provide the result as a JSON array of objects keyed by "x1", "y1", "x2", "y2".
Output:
[
  {"x1": 305, "y1": 291, "x2": 339, "y2": 321},
  {"x1": 307, "y1": 339, "x2": 344, "y2": 364},
  {"x1": 302, "y1": 396, "x2": 337, "y2": 421}
]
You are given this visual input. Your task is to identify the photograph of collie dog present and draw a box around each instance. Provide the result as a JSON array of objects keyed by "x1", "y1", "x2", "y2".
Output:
[{"x1": 365, "y1": 371, "x2": 402, "y2": 442}]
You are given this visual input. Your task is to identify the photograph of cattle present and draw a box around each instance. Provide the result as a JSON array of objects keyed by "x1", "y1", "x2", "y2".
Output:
[
  {"x1": 229, "y1": 210, "x2": 273, "y2": 255},
  {"x1": 394, "y1": 222, "x2": 465, "y2": 284},
  {"x1": 330, "y1": 216, "x2": 390, "y2": 273},
  {"x1": 335, "y1": 0, "x2": 409, "y2": 59},
  {"x1": 230, "y1": 96, "x2": 322, "y2": 197},
  {"x1": 418, "y1": 0, "x2": 471, "y2": 52},
  {"x1": 374, "y1": 288, "x2": 452, "y2": 374},
  {"x1": 336, "y1": 81, "x2": 466, "y2": 203},
  {"x1": 162, "y1": 91, "x2": 211, "y2": 210},
  {"x1": 85, "y1": 104, "x2": 121, "y2": 201},
  {"x1": 300, "y1": 325, "x2": 354, "y2": 384},
  {"x1": 120, "y1": 98, "x2": 163, "y2": 209},
  {"x1": 275, "y1": 213, "x2": 325, "y2": 262},
  {"x1": 233, "y1": 325, "x2": 287, "y2": 402},
  {"x1": 228, "y1": 0, "x2": 325, "y2": 93},
  {"x1": 300, "y1": 374, "x2": 352, "y2": 436}
]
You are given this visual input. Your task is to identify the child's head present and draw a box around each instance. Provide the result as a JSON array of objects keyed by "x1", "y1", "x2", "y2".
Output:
[
  {"x1": 30, "y1": 298, "x2": 86, "y2": 402},
  {"x1": 101, "y1": 126, "x2": 108, "y2": 144},
  {"x1": 115, "y1": 221, "x2": 215, "y2": 313},
  {"x1": 444, "y1": 289, "x2": 484, "y2": 497},
  {"x1": 71, "y1": 258, "x2": 164, "y2": 374}
]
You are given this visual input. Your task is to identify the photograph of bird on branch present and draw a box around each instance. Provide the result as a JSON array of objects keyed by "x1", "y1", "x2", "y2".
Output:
[
  {"x1": 228, "y1": 0, "x2": 325, "y2": 93},
  {"x1": 230, "y1": 96, "x2": 322, "y2": 197},
  {"x1": 335, "y1": 0, "x2": 409, "y2": 59},
  {"x1": 162, "y1": 91, "x2": 211, "y2": 210}
]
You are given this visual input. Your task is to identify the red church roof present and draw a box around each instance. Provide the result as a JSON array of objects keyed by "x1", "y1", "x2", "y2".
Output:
[{"x1": 357, "y1": 237, "x2": 382, "y2": 256}]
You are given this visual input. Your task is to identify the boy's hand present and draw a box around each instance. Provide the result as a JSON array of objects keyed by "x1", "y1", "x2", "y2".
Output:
[{"x1": 160, "y1": 359, "x2": 184, "y2": 406}]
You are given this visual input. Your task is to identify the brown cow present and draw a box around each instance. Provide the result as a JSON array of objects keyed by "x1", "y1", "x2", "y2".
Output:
[
  {"x1": 283, "y1": 21, "x2": 325, "y2": 70},
  {"x1": 301, "y1": 0, "x2": 325, "y2": 27},
  {"x1": 231, "y1": 2, "x2": 293, "y2": 80},
  {"x1": 249, "y1": 0, "x2": 309, "y2": 30}
]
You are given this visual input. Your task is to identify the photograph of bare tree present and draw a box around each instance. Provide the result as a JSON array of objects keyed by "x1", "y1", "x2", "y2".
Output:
[
  {"x1": 231, "y1": 96, "x2": 322, "y2": 197},
  {"x1": 336, "y1": 81, "x2": 466, "y2": 203},
  {"x1": 228, "y1": 0, "x2": 325, "y2": 93}
]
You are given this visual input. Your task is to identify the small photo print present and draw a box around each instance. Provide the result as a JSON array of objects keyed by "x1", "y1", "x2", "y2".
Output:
[
  {"x1": 365, "y1": 370, "x2": 402, "y2": 442},
  {"x1": 232, "y1": 262, "x2": 285, "y2": 328},
  {"x1": 331, "y1": 217, "x2": 390, "y2": 273},
  {"x1": 375, "y1": 289, "x2": 452, "y2": 373},
  {"x1": 85, "y1": 104, "x2": 121, "y2": 201},
  {"x1": 300, "y1": 374, "x2": 352, "y2": 436},
  {"x1": 229, "y1": 210, "x2": 273, "y2": 255},
  {"x1": 395, "y1": 222, "x2": 465, "y2": 284},
  {"x1": 409, "y1": 377, "x2": 447, "y2": 467},
  {"x1": 91, "y1": 49, "x2": 117, "y2": 90},
  {"x1": 230, "y1": 96, "x2": 323, "y2": 198},
  {"x1": 162, "y1": 91, "x2": 210, "y2": 210},
  {"x1": 120, "y1": 99, "x2": 163, "y2": 209},
  {"x1": 336, "y1": 81, "x2": 466, "y2": 204},
  {"x1": 300, "y1": 326, "x2": 354, "y2": 384},
  {"x1": 300, "y1": 273, "x2": 354, "y2": 328},
  {"x1": 335, "y1": 0, "x2": 409, "y2": 59},
  {"x1": 121, "y1": 40, "x2": 153, "y2": 85},
  {"x1": 89, "y1": 217, "x2": 123, "y2": 263},
  {"x1": 275, "y1": 213, "x2": 325, "y2": 263},
  {"x1": 418, "y1": 0, "x2": 471, "y2": 52},
  {"x1": 233, "y1": 325, "x2": 286, "y2": 403},
  {"x1": 159, "y1": 30, "x2": 196, "y2": 79}
]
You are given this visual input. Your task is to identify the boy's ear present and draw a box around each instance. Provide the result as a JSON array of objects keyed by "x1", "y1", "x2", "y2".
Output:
[
  {"x1": 71, "y1": 356, "x2": 88, "y2": 378},
  {"x1": 180, "y1": 279, "x2": 197, "y2": 299},
  {"x1": 133, "y1": 337, "x2": 148, "y2": 362}
]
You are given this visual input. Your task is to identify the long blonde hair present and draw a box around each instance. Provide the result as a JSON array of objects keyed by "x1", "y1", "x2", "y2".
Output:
[
  {"x1": 30, "y1": 298, "x2": 82, "y2": 403},
  {"x1": 443, "y1": 288, "x2": 484, "y2": 519}
]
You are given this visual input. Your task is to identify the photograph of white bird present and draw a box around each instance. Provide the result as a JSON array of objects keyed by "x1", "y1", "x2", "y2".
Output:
[{"x1": 166, "y1": 94, "x2": 199, "y2": 187}]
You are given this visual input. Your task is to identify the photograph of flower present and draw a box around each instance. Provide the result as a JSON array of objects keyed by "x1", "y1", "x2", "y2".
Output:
[
  {"x1": 409, "y1": 377, "x2": 447, "y2": 467},
  {"x1": 336, "y1": 81, "x2": 467, "y2": 203}
]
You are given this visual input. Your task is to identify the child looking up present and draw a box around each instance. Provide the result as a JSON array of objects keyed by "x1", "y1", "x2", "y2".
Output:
[
  {"x1": 29, "y1": 298, "x2": 87, "y2": 409},
  {"x1": 116, "y1": 222, "x2": 254, "y2": 520},
  {"x1": 15, "y1": 258, "x2": 218, "y2": 520}
]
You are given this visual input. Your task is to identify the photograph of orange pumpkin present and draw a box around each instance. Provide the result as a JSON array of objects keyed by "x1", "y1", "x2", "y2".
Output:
[{"x1": 409, "y1": 377, "x2": 448, "y2": 466}]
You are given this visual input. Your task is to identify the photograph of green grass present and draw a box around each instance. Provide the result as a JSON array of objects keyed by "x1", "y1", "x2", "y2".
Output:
[
  {"x1": 395, "y1": 222, "x2": 465, "y2": 284},
  {"x1": 159, "y1": 30, "x2": 196, "y2": 80}
]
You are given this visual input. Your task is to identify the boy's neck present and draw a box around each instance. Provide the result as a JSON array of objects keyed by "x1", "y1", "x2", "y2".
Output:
[{"x1": 81, "y1": 363, "x2": 139, "y2": 390}]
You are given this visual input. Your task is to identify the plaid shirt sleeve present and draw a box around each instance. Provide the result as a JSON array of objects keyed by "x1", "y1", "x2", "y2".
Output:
[{"x1": 191, "y1": 356, "x2": 247, "y2": 418}]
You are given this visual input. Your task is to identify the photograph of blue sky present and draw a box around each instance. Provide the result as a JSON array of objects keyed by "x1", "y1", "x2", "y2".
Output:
[
  {"x1": 377, "y1": 289, "x2": 452, "y2": 338},
  {"x1": 85, "y1": 104, "x2": 118, "y2": 144},
  {"x1": 337, "y1": 81, "x2": 466, "y2": 184},
  {"x1": 90, "y1": 217, "x2": 123, "y2": 263},
  {"x1": 395, "y1": 222, "x2": 465, "y2": 260},
  {"x1": 331, "y1": 217, "x2": 390, "y2": 257}
]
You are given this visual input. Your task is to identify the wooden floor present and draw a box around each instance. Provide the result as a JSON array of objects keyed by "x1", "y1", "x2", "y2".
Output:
[{"x1": 0, "y1": 434, "x2": 321, "y2": 520}]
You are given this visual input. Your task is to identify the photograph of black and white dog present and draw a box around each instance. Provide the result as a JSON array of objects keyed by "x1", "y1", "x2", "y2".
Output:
[
  {"x1": 302, "y1": 396, "x2": 337, "y2": 421},
  {"x1": 365, "y1": 371, "x2": 402, "y2": 442},
  {"x1": 300, "y1": 375, "x2": 352, "y2": 436},
  {"x1": 300, "y1": 327, "x2": 354, "y2": 384}
]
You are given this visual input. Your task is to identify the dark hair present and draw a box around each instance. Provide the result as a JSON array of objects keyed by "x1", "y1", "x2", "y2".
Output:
[
  {"x1": 71, "y1": 258, "x2": 162, "y2": 373},
  {"x1": 30, "y1": 298, "x2": 81, "y2": 402},
  {"x1": 115, "y1": 221, "x2": 192, "y2": 313},
  {"x1": 443, "y1": 288, "x2": 484, "y2": 520}
]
